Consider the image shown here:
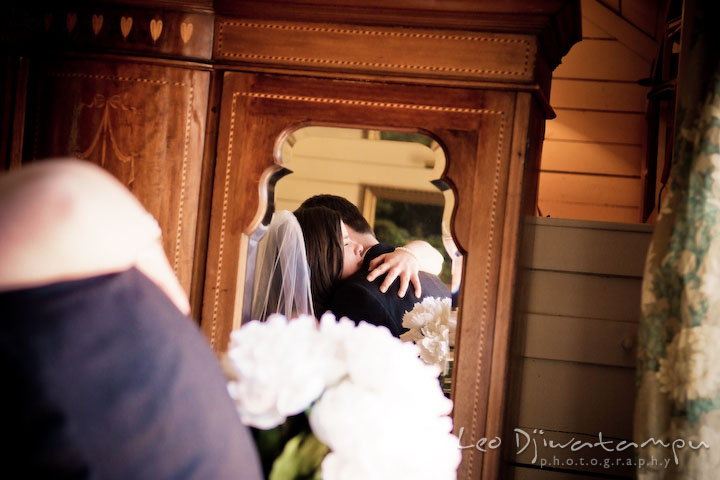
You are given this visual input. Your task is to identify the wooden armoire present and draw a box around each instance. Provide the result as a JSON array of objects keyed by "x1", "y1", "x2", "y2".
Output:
[{"x1": 1, "y1": 1, "x2": 580, "y2": 478}]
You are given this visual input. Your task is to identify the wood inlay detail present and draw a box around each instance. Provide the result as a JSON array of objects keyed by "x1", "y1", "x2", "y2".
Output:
[
  {"x1": 150, "y1": 19, "x2": 163, "y2": 42},
  {"x1": 66, "y1": 13, "x2": 77, "y2": 33},
  {"x1": 224, "y1": 21, "x2": 530, "y2": 43},
  {"x1": 240, "y1": 92, "x2": 504, "y2": 115},
  {"x1": 120, "y1": 16, "x2": 133, "y2": 39},
  {"x1": 173, "y1": 84, "x2": 194, "y2": 274},
  {"x1": 468, "y1": 114, "x2": 506, "y2": 478},
  {"x1": 181, "y1": 22, "x2": 194, "y2": 44},
  {"x1": 217, "y1": 21, "x2": 532, "y2": 78},
  {"x1": 49, "y1": 72, "x2": 183, "y2": 87},
  {"x1": 75, "y1": 93, "x2": 138, "y2": 183},
  {"x1": 92, "y1": 14, "x2": 103, "y2": 36},
  {"x1": 210, "y1": 91, "x2": 240, "y2": 347},
  {"x1": 231, "y1": 52, "x2": 528, "y2": 76},
  {"x1": 46, "y1": 72, "x2": 192, "y2": 277}
]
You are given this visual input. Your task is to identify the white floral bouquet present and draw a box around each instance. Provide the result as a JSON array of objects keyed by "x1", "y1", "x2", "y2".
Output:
[
  {"x1": 223, "y1": 313, "x2": 460, "y2": 480},
  {"x1": 400, "y1": 297, "x2": 456, "y2": 375}
]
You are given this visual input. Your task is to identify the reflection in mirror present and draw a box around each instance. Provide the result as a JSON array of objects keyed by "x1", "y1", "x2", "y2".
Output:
[
  {"x1": 246, "y1": 126, "x2": 462, "y2": 336},
  {"x1": 279, "y1": 126, "x2": 459, "y2": 295}
]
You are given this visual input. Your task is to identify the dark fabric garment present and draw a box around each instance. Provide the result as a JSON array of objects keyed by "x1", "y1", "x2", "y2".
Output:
[
  {"x1": 328, "y1": 243, "x2": 451, "y2": 337},
  {"x1": 0, "y1": 268, "x2": 262, "y2": 480}
]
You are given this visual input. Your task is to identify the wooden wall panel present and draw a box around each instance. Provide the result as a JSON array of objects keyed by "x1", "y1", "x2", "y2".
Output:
[
  {"x1": 539, "y1": 172, "x2": 641, "y2": 206},
  {"x1": 537, "y1": 200, "x2": 640, "y2": 223},
  {"x1": 617, "y1": 0, "x2": 659, "y2": 38},
  {"x1": 582, "y1": 0, "x2": 657, "y2": 62},
  {"x1": 522, "y1": 313, "x2": 637, "y2": 367},
  {"x1": 24, "y1": 58, "x2": 210, "y2": 300},
  {"x1": 508, "y1": 218, "x2": 651, "y2": 478},
  {"x1": 538, "y1": 1, "x2": 655, "y2": 224},
  {"x1": 599, "y1": 0, "x2": 620, "y2": 11},
  {"x1": 545, "y1": 110, "x2": 644, "y2": 144},
  {"x1": 553, "y1": 39, "x2": 650, "y2": 81},
  {"x1": 522, "y1": 270, "x2": 642, "y2": 321},
  {"x1": 581, "y1": 15, "x2": 613, "y2": 38},
  {"x1": 541, "y1": 141, "x2": 641, "y2": 176},
  {"x1": 523, "y1": 217, "x2": 652, "y2": 275},
  {"x1": 517, "y1": 359, "x2": 635, "y2": 439},
  {"x1": 550, "y1": 79, "x2": 648, "y2": 111}
]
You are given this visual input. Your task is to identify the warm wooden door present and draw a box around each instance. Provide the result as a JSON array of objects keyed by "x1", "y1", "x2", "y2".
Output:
[
  {"x1": 21, "y1": 57, "x2": 210, "y2": 302},
  {"x1": 203, "y1": 70, "x2": 540, "y2": 478}
]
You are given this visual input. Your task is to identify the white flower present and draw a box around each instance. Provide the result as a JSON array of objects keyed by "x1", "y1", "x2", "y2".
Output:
[
  {"x1": 419, "y1": 333, "x2": 451, "y2": 367},
  {"x1": 656, "y1": 325, "x2": 720, "y2": 406},
  {"x1": 401, "y1": 297, "x2": 455, "y2": 372},
  {"x1": 309, "y1": 320, "x2": 459, "y2": 480},
  {"x1": 312, "y1": 380, "x2": 459, "y2": 480},
  {"x1": 223, "y1": 314, "x2": 328, "y2": 428},
  {"x1": 224, "y1": 313, "x2": 460, "y2": 479}
]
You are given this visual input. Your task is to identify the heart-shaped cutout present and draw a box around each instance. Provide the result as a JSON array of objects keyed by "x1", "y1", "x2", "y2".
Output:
[
  {"x1": 92, "y1": 14, "x2": 103, "y2": 35},
  {"x1": 180, "y1": 22, "x2": 193, "y2": 44},
  {"x1": 150, "y1": 19, "x2": 163, "y2": 42},
  {"x1": 120, "y1": 16, "x2": 133, "y2": 39},
  {"x1": 66, "y1": 13, "x2": 77, "y2": 33}
]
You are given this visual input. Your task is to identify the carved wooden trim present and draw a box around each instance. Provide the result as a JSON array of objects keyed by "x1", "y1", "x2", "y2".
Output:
[{"x1": 216, "y1": 20, "x2": 535, "y2": 83}]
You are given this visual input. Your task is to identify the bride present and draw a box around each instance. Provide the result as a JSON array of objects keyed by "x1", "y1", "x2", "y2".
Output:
[
  {"x1": 250, "y1": 210, "x2": 315, "y2": 320},
  {"x1": 251, "y1": 206, "x2": 440, "y2": 321}
]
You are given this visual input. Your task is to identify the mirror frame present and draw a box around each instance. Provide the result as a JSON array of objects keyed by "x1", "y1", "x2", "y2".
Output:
[{"x1": 201, "y1": 71, "x2": 544, "y2": 477}]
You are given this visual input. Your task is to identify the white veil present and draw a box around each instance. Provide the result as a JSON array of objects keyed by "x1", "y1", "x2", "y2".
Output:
[{"x1": 251, "y1": 210, "x2": 314, "y2": 320}]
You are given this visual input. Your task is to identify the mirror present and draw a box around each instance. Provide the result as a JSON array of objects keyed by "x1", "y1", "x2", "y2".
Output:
[
  {"x1": 246, "y1": 126, "x2": 461, "y2": 380},
  {"x1": 278, "y1": 125, "x2": 459, "y2": 289}
]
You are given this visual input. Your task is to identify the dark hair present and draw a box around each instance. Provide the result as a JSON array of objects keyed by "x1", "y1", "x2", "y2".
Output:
[
  {"x1": 293, "y1": 207, "x2": 344, "y2": 315},
  {"x1": 298, "y1": 194, "x2": 373, "y2": 235}
]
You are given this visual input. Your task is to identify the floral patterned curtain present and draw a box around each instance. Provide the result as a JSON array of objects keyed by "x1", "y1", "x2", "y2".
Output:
[{"x1": 635, "y1": 0, "x2": 720, "y2": 477}]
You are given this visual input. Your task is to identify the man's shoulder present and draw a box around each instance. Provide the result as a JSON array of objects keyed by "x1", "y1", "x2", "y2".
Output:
[
  {"x1": 328, "y1": 275, "x2": 394, "y2": 325},
  {"x1": 331, "y1": 273, "x2": 384, "y2": 302}
]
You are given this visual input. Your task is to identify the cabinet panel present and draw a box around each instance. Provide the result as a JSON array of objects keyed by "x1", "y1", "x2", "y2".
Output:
[
  {"x1": 204, "y1": 71, "x2": 525, "y2": 479},
  {"x1": 216, "y1": 19, "x2": 535, "y2": 84},
  {"x1": 23, "y1": 57, "x2": 210, "y2": 299}
]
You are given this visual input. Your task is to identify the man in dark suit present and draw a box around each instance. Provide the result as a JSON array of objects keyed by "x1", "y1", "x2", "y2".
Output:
[
  {"x1": 298, "y1": 194, "x2": 444, "y2": 299},
  {"x1": 328, "y1": 242, "x2": 451, "y2": 337},
  {"x1": 298, "y1": 194, "x2": 450, "y2": 336}
]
